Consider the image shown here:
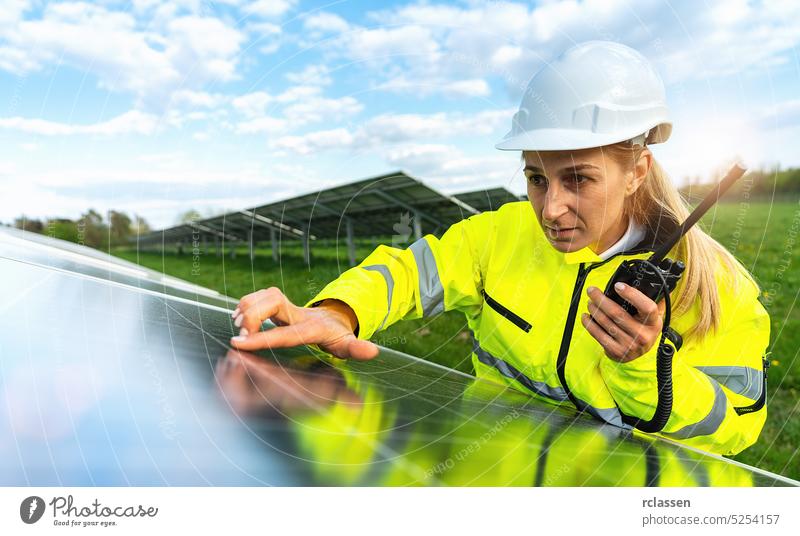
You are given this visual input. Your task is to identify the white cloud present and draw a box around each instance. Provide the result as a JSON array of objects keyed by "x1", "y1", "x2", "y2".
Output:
[
  {"x1": 343, "y1": 25, "x2": 441, "y2": 64},
  {"x1": 314, "y1": 0, "x2": 800, "y2": 101},
  {"x1": 359, "y1": 109, "x2": 512, "y2": 144},
  {"x1": 230, "y1": 84, "x2": 362, "y2": 131},
  {"x1": 231, "y1": 91, "x2": 273, "y2": 118},
  {"x1": 272, "y1": 128, "x2": 354, "y2": 155},
  {"x1": 385, "y1": 144, "x2": 460, "y2": 171},
  {"x1": 235, "y1": 116, "x2": 287, "y2": 134},
  {"x1": 757, "y1": 99, "x2": 800, "y2": 131},
  {"x1": 165, "y1": 15, "x2": 244, "y2": 84},
  {"x1": 170, "y1": 89, "x2": 227, "y2": 108},
  {"x1": 244, "y1": 20, "x2": 283, "y2": 54},
  {"x1": 0, "y1": 0, "x2": 30, "y2": 29},
  {"x1": 285, "y1": 64, "x2": 333, "y2": 86},
  {"x1": 377, "y1": 76, "x2": 490, "y2": 97},
  {"x1": 302, "y1": 12, "x2": 350, "y2": 34},
  {"x1": 270, "y1": 108, "x2": 513, "y2": 154},
  {"x1": 272, "y1": 85, "x2": 322, "y2": 103},
  {"x1": 383, "y1": 142, "x2": 520, "y2": 192},
  {"x1": 244, "y1": 0, "x2": 296, "y2": 18},
  {"x1": 0, "y1": 3, "x2": 244, "y2": 106},
  {"x1": 0, "y1": 110, "x2": 160, "y2": 136},
  {"x1": 283, "y1": 96, "x2": 363, "y2": 124}
]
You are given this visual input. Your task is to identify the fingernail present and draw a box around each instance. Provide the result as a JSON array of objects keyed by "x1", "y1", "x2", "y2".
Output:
[
  {"x1": 586, "y1": 286, "x2": 597, "y2": 294},
  {"x1": 581, "y1": 313, "x2": 588, "y2": 321},
  {"x1": 234, "y1": 315, "x2": 243, "y2": 328},
  {"x1": 239, "y1": 327, "x2": 249, "y2": 337},
  {"x1": 615, "y1": 282, "x2": 626, "y2": 291},
  {"x1": 231, "y1": 336, "x2": 246, "y2": 343},
  {"x1": 231, "y1": 307, "x2": 239, "y2": 318}
]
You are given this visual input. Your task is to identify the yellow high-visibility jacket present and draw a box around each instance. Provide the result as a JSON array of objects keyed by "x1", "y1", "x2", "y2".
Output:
[{"x1": 304, "y1": 201, "x2": 771, "y2": 456}]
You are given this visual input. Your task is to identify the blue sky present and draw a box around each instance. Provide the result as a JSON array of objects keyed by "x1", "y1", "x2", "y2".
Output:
[{"x1": 1, "y1": 0, "x2": 799, "y2": 228}]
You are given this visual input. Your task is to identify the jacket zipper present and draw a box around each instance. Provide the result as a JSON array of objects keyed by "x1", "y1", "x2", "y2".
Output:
[
  {"x1": 481, "y1": 289, "x2": 532, "y2": 332},
  {"x1": 556, "y1": 262, "x2": 591, "y2": 408},
  {"x1": 555, "y1": 247, "x2": 655, "y2": 410}
]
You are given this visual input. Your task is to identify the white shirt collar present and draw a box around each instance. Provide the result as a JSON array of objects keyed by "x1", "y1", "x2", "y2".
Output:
[{"x1": 597, "y1": 217, "x2": 646, "y2": 260}]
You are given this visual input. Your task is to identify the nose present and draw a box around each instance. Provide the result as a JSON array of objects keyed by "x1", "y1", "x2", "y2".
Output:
[{"x1": 541, "y1": 179, "x2": 569, "y2": 223}]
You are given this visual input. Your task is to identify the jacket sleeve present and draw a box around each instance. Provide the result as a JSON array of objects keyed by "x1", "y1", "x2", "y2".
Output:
[
  {"x1": 599, "y1": 262, "x2": 771, "y2": 456},
  {"x1": 302, "y1": 210, "x2": 495, "y2": 340}
]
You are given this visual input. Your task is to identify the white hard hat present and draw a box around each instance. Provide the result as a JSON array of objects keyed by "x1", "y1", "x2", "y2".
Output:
[{"x1": 495, "y1": 40, "x2": 672, "y2": 151}]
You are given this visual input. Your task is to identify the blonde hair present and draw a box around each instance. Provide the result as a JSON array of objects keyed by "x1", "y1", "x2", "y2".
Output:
[{"x1": 523, "y1": 143, "x2": 758, "y2": 346}]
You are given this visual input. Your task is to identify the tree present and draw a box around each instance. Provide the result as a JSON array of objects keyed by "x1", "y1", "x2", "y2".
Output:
[
  {"x1": 108, "y1": 210, "x2": 132, "y2": 246},
  {"x1": 13, "y1": 216, "x2": 44, "y2": 233},
  {"x1": 132, "y1": 214, "x2": 151, "y2": 237},
  {"x1": 177, "y1": 209, "x2": 202, "y2": 225},
  {"x1": 77, "y1": 209, "x2": 108, "y2": 249}
]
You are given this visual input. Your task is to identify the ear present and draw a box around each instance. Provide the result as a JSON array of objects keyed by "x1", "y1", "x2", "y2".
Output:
[{"x1": 627, "y1": 148, "x2": 652, "y2": 195}]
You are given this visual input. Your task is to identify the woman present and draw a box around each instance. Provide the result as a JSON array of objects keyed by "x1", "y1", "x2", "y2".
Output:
[{"x1": 229, "y1": 41, "x2": 770, "y2": 456}]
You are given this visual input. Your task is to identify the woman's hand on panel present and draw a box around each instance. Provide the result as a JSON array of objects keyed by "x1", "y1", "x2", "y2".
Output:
[{"x1": 229, "y1": 287, "x2": 379, "y2": 361}]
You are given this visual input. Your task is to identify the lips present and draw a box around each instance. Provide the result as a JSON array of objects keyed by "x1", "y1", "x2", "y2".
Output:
[{"x1": 546, "y1": 225, "x2": 577, "y2": 239}]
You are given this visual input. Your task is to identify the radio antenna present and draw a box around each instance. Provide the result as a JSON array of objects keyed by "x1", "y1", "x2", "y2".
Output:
[{"x1": 650, "y1": 162, "x2": 747, "y2": 264}]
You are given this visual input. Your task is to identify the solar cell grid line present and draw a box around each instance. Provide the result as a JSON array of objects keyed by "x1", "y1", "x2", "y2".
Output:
[{"x1": 1, "y1": 231, "x2": 797, "y2": 487}]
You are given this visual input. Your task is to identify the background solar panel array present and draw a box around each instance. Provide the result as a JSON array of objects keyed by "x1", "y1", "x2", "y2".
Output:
[{"x1": 134, "y1": 172, "x2": 522, "y2": 264}]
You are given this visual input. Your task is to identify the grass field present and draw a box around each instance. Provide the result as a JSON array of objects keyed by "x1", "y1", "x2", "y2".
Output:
[{"x1": 112, "y1": 199, "x2": 800, "y2": 480}]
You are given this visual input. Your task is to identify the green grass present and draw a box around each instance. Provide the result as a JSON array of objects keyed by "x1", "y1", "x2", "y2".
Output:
[{"x1": 112, "y1": 199, "x2": 800, "y2": 480}]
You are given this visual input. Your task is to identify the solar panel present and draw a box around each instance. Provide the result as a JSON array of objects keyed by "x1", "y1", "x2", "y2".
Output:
[
  {"x1": 134, "y1": 171, "x2": 482, "y2": 266},
  {"x1": 243, "y1": 171, "x2": 478, "y2": 239},
  {"x1": 0, "y1": 225, "x2": 233, "y2": 308},
  {"x1": 454, "y1": 187, "x2": 524, "y2": 213},
  {"x1": 3, "y1": 231, "x2": 794, "y2": 486}
]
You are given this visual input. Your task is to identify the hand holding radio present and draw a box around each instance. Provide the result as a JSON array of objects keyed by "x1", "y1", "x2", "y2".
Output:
[
  {"x1": 585, "y1": 162, "x2": 747, "y2": 432},
  {"x1": 582, "y1": 283, "x2": 667, "y2": 363}
]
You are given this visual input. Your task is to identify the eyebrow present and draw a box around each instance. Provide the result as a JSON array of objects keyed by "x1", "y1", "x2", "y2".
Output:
[{"x1": 523, "y1": 163, "x2": 601, "y2": 174}]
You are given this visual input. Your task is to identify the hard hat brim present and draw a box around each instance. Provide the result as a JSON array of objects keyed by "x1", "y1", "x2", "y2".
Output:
[{"x1": 495, "y1": 123, "x2": 672, "y2": 152}]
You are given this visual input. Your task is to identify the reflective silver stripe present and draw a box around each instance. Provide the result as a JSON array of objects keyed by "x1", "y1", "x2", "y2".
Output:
[
  {"x1": 409, "y1": 238, "x2": 444, "y2": 316},
  {"x1": 696, "y1": 366, "x2": 763, "y2": 401},
  {"x1": 473, "y1": 342, "x2": 569, "y2": 401},
  {"x1": 470, "y1": 334, "x2": 627, "y2": 428},
  {"x1": 664, "y1": 379, "x2": 727, "y2": 440},
  {"x1": 363, "y1": 264, "x2": 393, "y2": 331},
  {"x1": 579, "y1": 403, "x2": 626, "y2": 428}
]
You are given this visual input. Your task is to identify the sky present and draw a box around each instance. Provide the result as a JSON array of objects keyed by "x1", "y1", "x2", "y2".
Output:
[{"x1": 1, "y1": 0, "x2": 799, "y2": 229}]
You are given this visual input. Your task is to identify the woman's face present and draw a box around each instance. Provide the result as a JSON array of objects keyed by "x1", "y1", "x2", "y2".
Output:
[{"x1": 523, "y1": 146, "x2": 647, "y2": 254}]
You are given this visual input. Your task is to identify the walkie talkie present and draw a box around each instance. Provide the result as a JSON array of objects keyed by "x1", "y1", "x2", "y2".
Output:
[
  {"x1": 599, "y1": 161, "x2": 747, "y2": 434},
  {"x1": 602, "y1": 162, "x2": 748, "y2": 317}
]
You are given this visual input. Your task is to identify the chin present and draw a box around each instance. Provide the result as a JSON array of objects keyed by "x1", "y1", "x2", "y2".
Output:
[{"x1": 548, "y1": 241, "x2": 584, "y2": 253}]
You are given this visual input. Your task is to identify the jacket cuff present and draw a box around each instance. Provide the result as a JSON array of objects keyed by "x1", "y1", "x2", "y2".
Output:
[{"x1": 303, "y1": 284, "x2": 376, "y2": 340}]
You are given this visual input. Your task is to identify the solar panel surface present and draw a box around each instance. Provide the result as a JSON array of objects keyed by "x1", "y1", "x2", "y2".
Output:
[{"x1": 1, "y1": 230, "x2": 795, "y2": 486}]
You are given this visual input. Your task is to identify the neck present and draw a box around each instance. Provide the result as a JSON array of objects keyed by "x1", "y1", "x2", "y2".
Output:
[{"x1": 590, "y1": 216, "x2": 629, "y2": 255}]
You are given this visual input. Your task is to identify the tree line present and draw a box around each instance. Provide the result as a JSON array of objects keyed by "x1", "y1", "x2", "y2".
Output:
[
  {"x1": 7, "y1": 209, "x2": 152, "y2": 250},
  {"x1": 678, "y1": 164, "x2": 800, "y2": 201}
]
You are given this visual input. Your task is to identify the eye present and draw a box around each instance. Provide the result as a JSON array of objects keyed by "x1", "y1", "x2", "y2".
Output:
[
  {"x1": 568, "y1": 174, "x2": 590, "y2": 185},
  {"x1": 525, "y1": 171, "x2": 547, "y2": 186}
]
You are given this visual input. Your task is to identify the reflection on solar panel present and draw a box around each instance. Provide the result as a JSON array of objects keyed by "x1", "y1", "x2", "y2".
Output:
[
  {"x1": 453, "y1": 187, "x2": 523, "y2": 213},
  {"x1": 136, "y1": 171, "x2": 481, "y2": 266},
  {"x1": 0, "y1": 226, "x2": 233, "y2": 307},
  {"x1": 1, "y1": 230, "x2": 796, "y2": 486}
]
